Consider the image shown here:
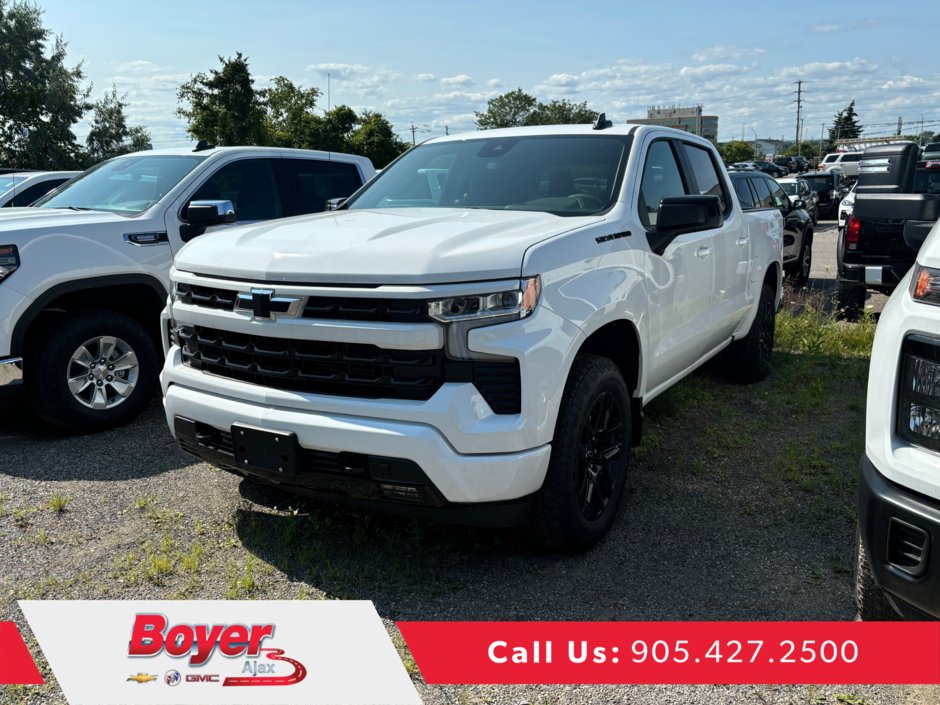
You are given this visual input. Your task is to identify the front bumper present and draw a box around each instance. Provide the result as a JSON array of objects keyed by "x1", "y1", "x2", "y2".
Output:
[
  {"x1": 858, "y1": 454, "x2": 940, "y2": 619},
  {"x1": 163, "y1": 379, "x2": 552, "y2": 511}
]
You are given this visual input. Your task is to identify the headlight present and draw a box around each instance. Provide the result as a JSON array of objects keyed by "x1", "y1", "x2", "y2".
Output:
[
  {"x1": 898, "y1": 335, "x2": 940, "y2": 453},
  {"x1": 0, "y1": 244, "x2": 19, "y2": 283},
  {"x1": 428, "y1": 276, "x2": 540, "y2": 323},
  {"x1": 911, "y1": 264, "x2": 940, "y2": 306},
  {"x1": 428, "y1": 276, "x2": 540, "y2": 360}
]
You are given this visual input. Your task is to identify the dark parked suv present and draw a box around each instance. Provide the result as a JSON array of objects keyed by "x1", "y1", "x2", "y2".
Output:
[
  {"x1": 798, "y1": 170, "x2": 849, "y2": 218},
  {"x1": 730, "y1": 170, "x2": 815, "y2": 284}
]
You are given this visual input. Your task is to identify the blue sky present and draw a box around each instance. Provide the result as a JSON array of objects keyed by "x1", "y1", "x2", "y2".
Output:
[{"x1": 36, "y1": 0, "x2": 939, "y2": 148}]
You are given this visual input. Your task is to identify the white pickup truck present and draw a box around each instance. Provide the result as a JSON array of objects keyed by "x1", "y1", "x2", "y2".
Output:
[
  {"x1": 0, "y1": 145, "x2": 375, "y2": 432},
  {"x1": 160, "y1": 121, "x2": 783, "y2": 550}
]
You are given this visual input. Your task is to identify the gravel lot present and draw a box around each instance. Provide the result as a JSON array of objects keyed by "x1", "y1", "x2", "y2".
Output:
[{"x1": 1, "y1": 218, "x2": 935, "y2": 705}]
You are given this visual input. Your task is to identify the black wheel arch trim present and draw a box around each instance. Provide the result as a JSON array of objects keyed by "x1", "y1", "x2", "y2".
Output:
[{"x1": 10, "y1": 274, "x2": 168, "y2": 357}]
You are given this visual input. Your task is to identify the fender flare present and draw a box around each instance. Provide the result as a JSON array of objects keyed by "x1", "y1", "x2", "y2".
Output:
[{"x1": 10, "y1": 274, "x2": 168, "y2": 357}]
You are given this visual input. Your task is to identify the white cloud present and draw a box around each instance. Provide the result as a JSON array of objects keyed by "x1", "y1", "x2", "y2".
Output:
[
  {"x1": 882, "y1": 76, "x2": 926, "y2": 91},
  {"x1": 691, "y1": 46, "x2": 764, "y2": 63},
  {"x1": 114, "y1": 60, "x2": 169, "y2": 73},
  {"x1": 440, "y1": 74, "x2": 474, "y2": 87},
  {"x1": 486, "y1": 78, "x2": 504, "y2": 89},
  {"x1": 305, "y1": 63, "x2": 370, "y2": 79},
  {"x1": 415, "y1": 73, "x2": 436, "y2": 82},
  {"x1": 678, "y1": 63, "x2": 750, "y2": 79},
  {"x1": 813, "y1": 24, "x2": 841, "y2": 33}
]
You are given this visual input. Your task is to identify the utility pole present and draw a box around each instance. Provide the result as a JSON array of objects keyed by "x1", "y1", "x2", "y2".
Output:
[
  {"x1": 793, "y1": 80, "x2": 804, "y2": 147},
  {"x1": 411, "y1": 123, "x2": 417, "y2": 146},
  {"x1": 445, "y1": 125, "x2": 449, "y2": 136},
  {"x1": 798, "y1": 118, "x2": 804, "y2": 157},
  {"x1": 741, "y1": 122, "x2": 745, "y2": 142},
  {"x1": 897, "y1": 116, "x2": 903, "y2": 137},
  {"x1": 819, "y1": 123, "x2": 825, "y2": 164}
]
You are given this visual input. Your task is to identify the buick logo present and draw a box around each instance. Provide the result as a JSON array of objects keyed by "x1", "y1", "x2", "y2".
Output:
[{"x1": 235, "y1": 289, "x2": 302, "y2": 319}]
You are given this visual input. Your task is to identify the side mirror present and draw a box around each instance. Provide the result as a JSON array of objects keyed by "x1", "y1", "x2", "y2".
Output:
[
  {"x1": 649, "y1": 195, "x2": 723, "y2": 254},
  {"x1": 180, "y1": 199, "x2": 236, "y2": 242},
  {"x1": 793, "y1": 199, "x2": 805, "y2": 209},
  {"x1": 187, "y1": 199, "x2": 236, "y2": 226},
  {"x1": 325, "y1": 197, "x2": 346, "y2": 211}
]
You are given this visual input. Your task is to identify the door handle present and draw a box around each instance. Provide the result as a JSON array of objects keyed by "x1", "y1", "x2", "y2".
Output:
[
  {"x1": 695, "y1": 246, "x2": 712, "y2": 259},
  {"x1": 735, "y1": 237, "x2": 749, "y2": 247}
]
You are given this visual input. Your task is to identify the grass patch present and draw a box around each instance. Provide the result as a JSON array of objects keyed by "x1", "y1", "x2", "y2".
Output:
[
  {"x1": 46, "y1": 492, "x2": 71, "y2": 513},
  {"x1": 775, "y1": 287, "x2": 876, "y2": 358}
]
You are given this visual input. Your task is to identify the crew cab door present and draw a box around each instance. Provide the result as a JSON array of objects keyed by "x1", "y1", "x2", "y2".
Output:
[
  {"x1": 638, "y1": 138, "x2": 716, "y2": 391},
  {"x1": 677, "y1": 141, "x2": 750, "y2": 338},
  {"x1": 166, "y1": 158, "x2": 283, "y2": 251}
]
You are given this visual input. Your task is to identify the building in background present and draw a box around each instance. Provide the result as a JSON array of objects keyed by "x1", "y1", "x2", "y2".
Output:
[{"x1": 629, "y1": 105, "x2": 719, "y2": 142}]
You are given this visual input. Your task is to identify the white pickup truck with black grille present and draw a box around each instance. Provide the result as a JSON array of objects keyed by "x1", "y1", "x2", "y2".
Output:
[
  {"x1": 0, "y1": 145, "x2": 374, "y2": 432},
  {"x1": 161, "y1": 121, "x2": 783, "y2": 550}
]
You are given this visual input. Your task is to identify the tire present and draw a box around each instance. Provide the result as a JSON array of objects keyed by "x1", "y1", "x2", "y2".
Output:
[
  {"x1": 855, "y1": 529, "x2": 897, "y2": 620},
  {"x1": 530, "y1": 354, "x2": 631, "y2": 552},
  {"x1": 722, "y1": 282, "x2": 775, "y2": 383},
  {"x1": 25, "y1": 310, "x2": 159, "y2": 433},
  {"x1": 836, "y1": 281, "x2": 866, "y2": 321},
  {"x1": 787, "y1": 231, "x2": 812, "y2": 287}
]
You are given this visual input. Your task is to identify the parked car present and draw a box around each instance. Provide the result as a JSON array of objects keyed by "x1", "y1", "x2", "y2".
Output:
[
  {"x1": 752, "y1": 160, "x2": 788, "y2": 178},
  {"x1": 838, "y1": 182, "x2": 857, "y2": 234},
  {"x1": 728, "y1": 161, "x2": 759, "y2": 171},
  {"x1": 856, "y1": 217, "x2": 940, "y2": 619},
  {"x1": 776, "y1": 176, "x2": 819, "y2": 224},
  {"x1": 0, "y1": 171, "x2": 80, "y2": 208},
  {"x1": 921, "y1": 142, "x2": 940, "y2": 161},
  {"x1": 798, "y1": 170, "x2": 850, "y2": 219},
  {"x1": 0, "y1": 145, "x2": 376, "y2": 432},
  {"x1": 160, "y1": 122, "x2": 784, "y2": 551},
  {"x1": 818, "y1": 151, "x2": 865, "y2": 179},
  {"x1": 731, "y1": 171, "x2": 814, "y2": 284}
]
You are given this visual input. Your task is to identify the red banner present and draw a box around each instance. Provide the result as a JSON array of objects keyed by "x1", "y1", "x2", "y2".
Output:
[
  {"x1": 397, "y1": 621, "x2": 940, "y2": 685},
  {"x1": 0, "y1": 621, "x2": 44, "y2": 685}
]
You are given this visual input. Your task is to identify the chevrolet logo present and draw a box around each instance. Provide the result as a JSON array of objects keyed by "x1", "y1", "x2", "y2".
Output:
[{"x1": 235, "y1": 289, "x2": 302, "y2": 319}]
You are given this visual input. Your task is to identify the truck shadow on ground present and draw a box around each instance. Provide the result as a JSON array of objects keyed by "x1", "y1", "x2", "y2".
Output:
[
  {"x1": 234, "y1": 352, "x2": 864, "y2": 624},
  {"x1": 0, "y1": 391, "x2": 192, "y2": 481}
]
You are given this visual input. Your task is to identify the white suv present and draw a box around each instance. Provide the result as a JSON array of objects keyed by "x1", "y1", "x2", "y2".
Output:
[
  {"x1": 0, "y1": 145, "x2": 374, "y2": 432},
  {"x1": 819, "y1": 151, "x2": 864, "y2": 178},
  {"x1": 856, "y1": 218, "x2": 940, "y2": 619}
]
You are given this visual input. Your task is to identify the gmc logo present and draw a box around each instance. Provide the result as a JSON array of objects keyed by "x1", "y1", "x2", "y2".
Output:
[{"x1": 186, "y1": 674, "x2": 219, "y2": 683}]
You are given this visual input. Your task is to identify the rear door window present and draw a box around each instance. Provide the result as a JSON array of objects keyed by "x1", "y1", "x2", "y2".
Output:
[
  {"x1": 682, "y1": 143, "x2": 728, "y2": 213},
  {"x1": 748, "y1": 177, "x2": 775, "y2": 208},
  {"x1": 733, "y1": 178, "x2": 755, "y2": 210}
]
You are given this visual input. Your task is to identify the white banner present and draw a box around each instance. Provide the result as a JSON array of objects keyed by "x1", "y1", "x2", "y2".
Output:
[{"x1": 20, "y1": 600, "x2": 421, "y2": 705}]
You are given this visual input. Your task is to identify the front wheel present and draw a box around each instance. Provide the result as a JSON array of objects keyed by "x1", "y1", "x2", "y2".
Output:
[
  {"x1": 722, "y1": 282, "x2": 775, "y2": 384},
  {"x1": 25, "y1": 310, "x2": 159, "y2": 433},
  {"x1": 530, "y1": 355, "x2": 631, "y2": 552},
  {"x1": 788, "y1": 232, "x2": 812, "y2": 287}
]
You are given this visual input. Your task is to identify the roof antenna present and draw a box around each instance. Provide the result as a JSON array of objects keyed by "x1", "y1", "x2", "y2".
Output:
[{"x1": 592, "y1": 112, "x2": 613, "y2": 130}]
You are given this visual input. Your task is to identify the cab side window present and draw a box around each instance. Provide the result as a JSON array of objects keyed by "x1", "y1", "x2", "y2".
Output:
[
  {"x1": 638, "y1": 140, "x2": 688, "y2": 227},
  {"x1": 277, "y1": 159, "x2": 364, "y2": 216},
  {"x1": 748, "y1": 177, "x2": 775, "y2": 209},
  {"x1": 733, "y1": 178, "x2": 756, "y2": 210},
  {"x1": 683, "y1": 143, "x2": 728, "y2": 213},
  {"x1": 190, "y1": 159, "x2": 282, "y2": 222}
]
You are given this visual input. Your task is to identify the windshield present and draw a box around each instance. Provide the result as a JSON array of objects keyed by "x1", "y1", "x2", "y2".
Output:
[
  {"x1": 779, "y1": 182, "x2": 799, "y2": 196},
  {"x1": 346, "y1": 134, "x2": 631, "y2": 216},
  {"x1": 0, "y1": 175, "x2": 27, "y2": 193},
  {"x1": 35, "y1": 155, "x2": 205, "y2": 215}
]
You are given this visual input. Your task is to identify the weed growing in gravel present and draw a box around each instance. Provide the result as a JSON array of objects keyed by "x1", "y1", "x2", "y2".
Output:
[
  {"x1": 0, "y1": 493, "x2": 9, "y2": 517},
  {"x1": 12, "y1": 506, "x2": 38, "y2": 529},
  {"x1": 133, "y1": 495, "x2": 184, "y2": 527},
  {"x1": 226, "y1": 558, "x2": 257, "y2": 598},
  {"x1": 46, "y1": 492, "x2": 71, "y2": 513},
  {"x1": 775, "y1": 287, "x2": 876, "y2": 358}
]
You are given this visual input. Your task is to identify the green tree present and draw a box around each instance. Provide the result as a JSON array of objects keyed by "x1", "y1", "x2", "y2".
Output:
[
  {"x1": 781, "y1": 141, "x2": 818, "y2": 158},
  {"x1": 177, "y1": 52, "x2": 268, "y2": 145},
  {"x1": 528, "y1": 98, "x2": 597, "y2": 126},
  {"x1": 348, "y1": 111, "x2": 408, "y2": 168},
  {"x1": 263, "y1": 76, "x2": 320, "y2": 148},
  {"x1": 309, "y1": 105, "x2": 358, "y2": 152},
  {"x1": 0, "y1": 0, "x2": 90, "y2": 168},
  {"x1": 718, "y1": 140, "x2": 758, "y2": 164},
  {"x1": 475, "y1": 88, "x2": 538, "y2": 128},
  {"x1": 85, "y1": 86, "x2": 152, "y2": 164},
  {"x1": 828, "y1": 100, "x2": 863, "y2": 146},
  {"x1": 476, "y1": 89, "x2": 599, "y2": 129}
]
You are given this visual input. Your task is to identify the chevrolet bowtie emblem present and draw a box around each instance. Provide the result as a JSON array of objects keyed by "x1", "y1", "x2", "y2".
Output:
[
  {"x1": 235, "y1": 289, "x2": 302, "y2": 319},
  {"x1": 126, "y1": 673, "x2": 157, "y2": 684}
]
